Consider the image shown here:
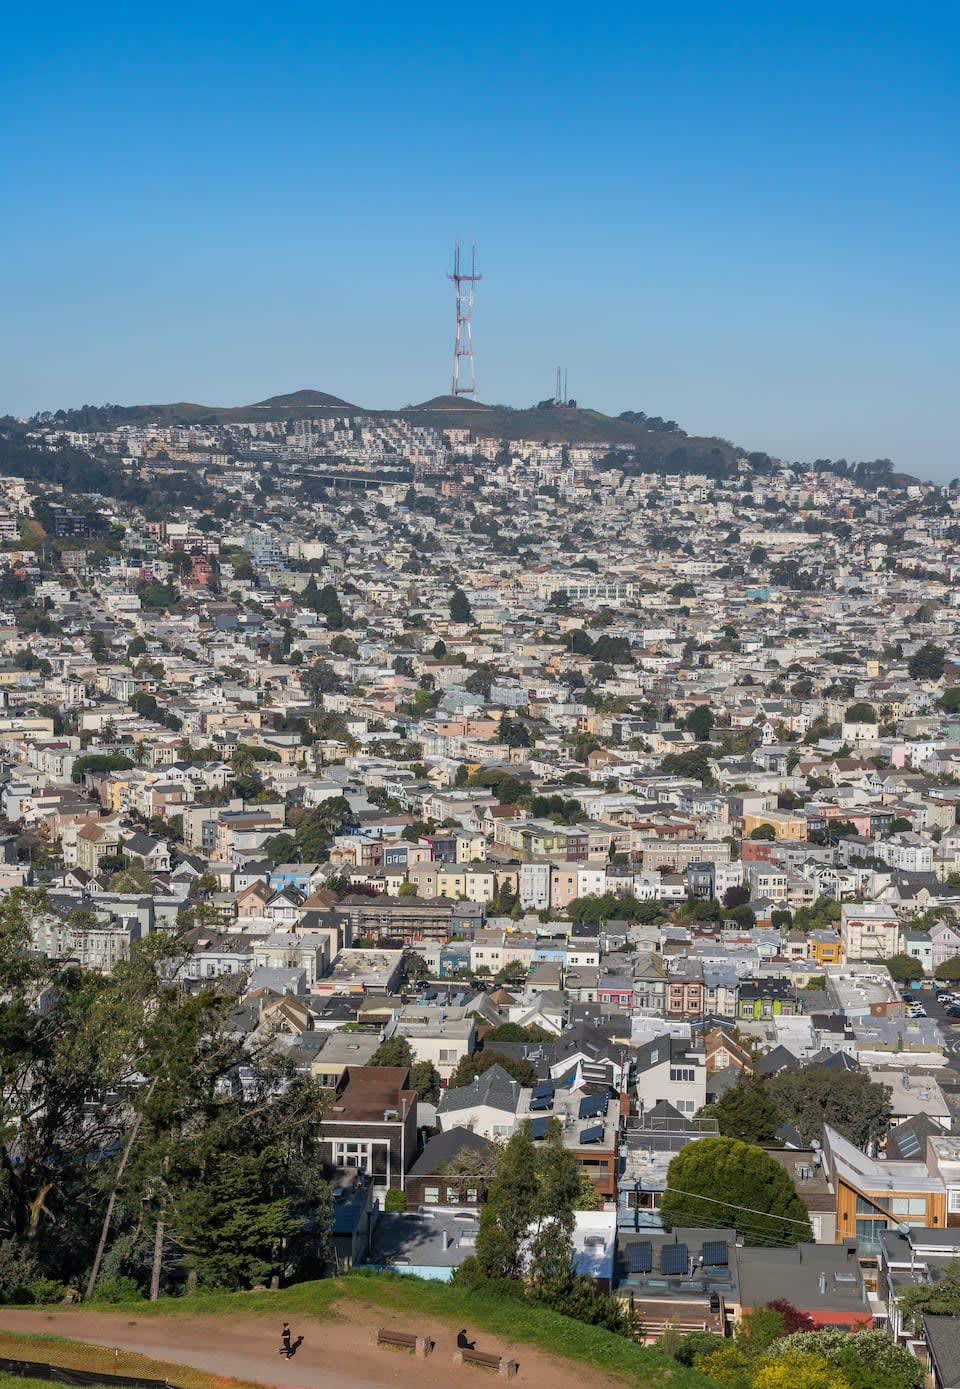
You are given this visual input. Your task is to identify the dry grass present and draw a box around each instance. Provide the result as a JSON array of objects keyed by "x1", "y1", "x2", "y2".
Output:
[{"x1": 0, "y1": 1330, "x2": 266, "y2": 1389}]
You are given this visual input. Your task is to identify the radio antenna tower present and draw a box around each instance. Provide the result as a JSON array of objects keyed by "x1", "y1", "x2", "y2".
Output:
[{"x1": 448, "y1": 240, "x2": 481, "y2": 398}]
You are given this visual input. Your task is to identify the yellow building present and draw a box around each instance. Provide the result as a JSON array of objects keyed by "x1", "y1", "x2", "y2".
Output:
[{"x1": 743, "y1": 809, "x2": 808, "y2": 842}]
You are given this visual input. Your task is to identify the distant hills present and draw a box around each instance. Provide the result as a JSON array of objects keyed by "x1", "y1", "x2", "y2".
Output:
[{"x1": 31, "y1": 390, "x2": 743, "y2": 470}]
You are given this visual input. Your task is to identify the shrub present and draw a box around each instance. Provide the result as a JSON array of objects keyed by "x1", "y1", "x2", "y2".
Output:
[
  {"x1": 88, "y1": 1276, "x2": 143, "y2": 1304},
  {"x1": 28, "y1": 1277, "x2": 66, "y2": 1304},
  {"x1": 673, "y1": 1329, "x2": 725, "y2": 1366}
]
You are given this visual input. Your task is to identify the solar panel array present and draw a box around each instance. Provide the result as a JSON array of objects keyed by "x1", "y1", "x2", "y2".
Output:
[
  {"x1": 579, "y1": 1124, "x2": 604, "y2": 1144},
  {"x1": 529, "y1": 1095, "x2": 553, "y2": 1112},
  {"x1": 660, "y1": 1242, "x2": 689, "y2": 1276},
  {"x1": 531, "y1": 1082, "x2": 555, "y2": 1100},
  {"x1": 529, "y1": 1117, "x2": 550, "y2": 1140},
  {"x1": 701, "y1": 1240, "x2": 729, "y2": 1267},
  {"x1": 896, "y1": 1128, "x2": 922, "y2": 1158},
  {"x1": 628, "y1": 1242, "x2": 653, "y2": 1274},
  {"x1": 578, "y1": 1093, "x2": 608, "y2": 1119}
]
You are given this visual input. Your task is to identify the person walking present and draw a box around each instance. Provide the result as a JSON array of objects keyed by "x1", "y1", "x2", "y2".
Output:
[{"x1": 280, "y1": 1323, "x2": 292, "y2": 1357}]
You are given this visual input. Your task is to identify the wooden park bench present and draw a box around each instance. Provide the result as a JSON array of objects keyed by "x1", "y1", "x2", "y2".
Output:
[
  {"x1": 373, "y1": 1327, "x2": 434, "y2": 1358},
  {"x1": 454, "y1": 1347, "x2": 519, "y2": 1379}
]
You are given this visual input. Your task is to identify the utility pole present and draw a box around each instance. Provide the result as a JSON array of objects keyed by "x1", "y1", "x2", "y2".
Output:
[{"x1": 448, "y1": 241, "x2": 481, "y2": 398}]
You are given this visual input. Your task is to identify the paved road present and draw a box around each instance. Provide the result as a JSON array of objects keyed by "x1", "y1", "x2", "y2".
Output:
[{"x1": 920, "y1": 989, "x2": 960, "y2": 1065}]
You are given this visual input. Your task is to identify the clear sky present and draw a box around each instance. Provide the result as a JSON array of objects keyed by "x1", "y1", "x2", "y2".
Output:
[{"x1": 1, "y1": 2, "x2": 957, "y2": 476}]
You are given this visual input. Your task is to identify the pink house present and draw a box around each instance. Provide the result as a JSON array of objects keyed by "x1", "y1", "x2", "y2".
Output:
[{"x1": 931, "y1": 921, "x2": 960, "y2": 969}]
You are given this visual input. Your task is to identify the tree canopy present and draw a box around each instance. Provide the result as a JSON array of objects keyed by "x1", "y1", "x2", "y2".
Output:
[
  {"x1": 660, "y1": 1137, "x2": 811, "y2": 1246},
  {"x1": 454, "y1": 1120, "x2": 630, "y2": 1334},
  {"x1": 769, "y1": 1065, "x2": 892, "y2": 1150},
  {"x1": 449, "y1": 588, "x2": 473, "y2": 624},
  {"x1": 908, "y1": 642, "x2": 945, "y2": 682},
  {"x1": 707, "y1": 1076, "x2": 784, "y2": 1145},
  {"x1": 0, "y1": 894, "x2": 331, "y2": 1300},
  {"x1": 882, "y1": 953, "x2": 923, "y2": 982},
  {"x1": 448, "y1": 1052, "x2": 537, "y2": 1089}
]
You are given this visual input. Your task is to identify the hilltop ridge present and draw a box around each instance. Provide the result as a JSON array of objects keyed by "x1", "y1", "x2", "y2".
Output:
[{"x1": 28, "y1": 389, "x2": 740, "y2": 466}]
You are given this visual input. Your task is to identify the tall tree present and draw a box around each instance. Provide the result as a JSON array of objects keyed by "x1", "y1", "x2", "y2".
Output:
[
  {"x1": 908, "y1": 642, "x2": 945, "y2": 682},
  {"x1": 770, "y1": 1065, "x2": 892, "y2": 1150},
  {"x1": 0, "y1": 891, "x2": 141, "y2": 1273},
  {"x1": 449, "y1": 588, "x2": 473, "y2": 624},
  {"x1": 708, "y1": 1076, "x2": 784, "y2": 1145},
  {"x1": 368, "y1": 1035, "x2": 412, "y2": 1068},
  {"x1": 660, "y1": 1137, "x2": 811, "y2": 1246},
  {"x1": 474, "y1": 1124, "x2": 539, "y2": 1281}
]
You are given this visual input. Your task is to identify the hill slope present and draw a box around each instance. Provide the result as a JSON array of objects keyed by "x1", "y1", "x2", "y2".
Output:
[
  {"x1": 0, "y1": 1274, "x2": 718, "y2": 1389},
  {"x1": 34, "y1": 392, "x2": 739, "y2": 466}
]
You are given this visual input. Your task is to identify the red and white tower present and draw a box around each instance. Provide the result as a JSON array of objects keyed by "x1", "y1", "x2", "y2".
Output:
[{"x1": 448, "y1": 240, "x2": 481, "y2": 398}]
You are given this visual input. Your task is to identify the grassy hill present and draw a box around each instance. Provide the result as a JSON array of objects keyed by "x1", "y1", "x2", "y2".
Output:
[
  {"x1": 35, "y1": 391, "x2": 741, "y2": 470},
  {"x1": 0, "y1": 1273, "x2": 719, "y2": 1389}
]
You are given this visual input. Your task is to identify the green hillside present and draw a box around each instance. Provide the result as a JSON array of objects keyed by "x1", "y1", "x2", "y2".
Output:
[
  {"x1": 32, "y1": 391, "x2": 740, "y2": 469},
  {"x1": 0, "y1": 1274, "x2": 719, "y2": 1389}
]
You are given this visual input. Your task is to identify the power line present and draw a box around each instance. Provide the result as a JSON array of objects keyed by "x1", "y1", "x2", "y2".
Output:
[{"x1": 663, "y1": 1185, "x2": 814, "y2": 1228}]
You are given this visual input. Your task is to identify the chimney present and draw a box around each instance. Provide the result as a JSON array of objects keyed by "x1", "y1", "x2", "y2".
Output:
[{"x1": 818, "y1": 1272, "x2": 827, "y2": 1295}]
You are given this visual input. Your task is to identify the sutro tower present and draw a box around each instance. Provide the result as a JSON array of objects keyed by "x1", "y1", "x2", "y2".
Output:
[{"x1": 448, "y1": 240, "x2": 481, "y2": 398}]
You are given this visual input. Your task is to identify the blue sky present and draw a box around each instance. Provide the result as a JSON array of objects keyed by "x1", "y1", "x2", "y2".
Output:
[{"x1": 1, "y1": 2, "x2": 958, "y2": 476}]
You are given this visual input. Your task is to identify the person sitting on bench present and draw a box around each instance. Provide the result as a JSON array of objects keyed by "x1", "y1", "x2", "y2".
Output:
[{"x1": 457, "y1": 1329, "x2": 476, "y2": 1351}]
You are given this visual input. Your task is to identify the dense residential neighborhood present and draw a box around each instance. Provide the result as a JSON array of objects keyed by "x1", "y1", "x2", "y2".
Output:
[{"x1": 6, "y1": 408, "x2": 960, "y2": 1383}]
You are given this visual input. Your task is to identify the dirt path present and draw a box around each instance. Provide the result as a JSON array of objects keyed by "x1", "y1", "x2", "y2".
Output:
[{"x1": 0, "y1": 1303, "x2": 630, "y2": 1389}]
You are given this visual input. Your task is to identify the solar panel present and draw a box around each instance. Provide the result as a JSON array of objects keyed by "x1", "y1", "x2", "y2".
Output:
[
  {"x1": 660, "y1": 1243, "x2": 689, "y2": 1276},
  {"x1": 579, "y1": 1093, "x2": 608, "y2": 1119},
  {"x1": 896, "y1": 1128, "x2": 921, "y2": 1158},
  {"x1": 529, "y1": 1095, "x2": 552, "y2": 1111},
  {"x1": 702, "y1": 1240, "x2": 728, "y2": 1268},
  {"x1": 529, "y1": 1117, "x2": 550, "y2": 1140},
  {"x1": 628, "y1": 1242, "x2": 653, "y2": 1274},
  {"x1": 579, "y1": 1124, "x2": 604, "y2": 1144},
  {"x1": 531, "y1": 1082, "x2": 555, "y2": 1100}
]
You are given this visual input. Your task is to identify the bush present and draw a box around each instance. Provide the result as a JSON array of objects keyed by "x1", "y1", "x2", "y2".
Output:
[
  {"x1": 673, "y1": 1330, "x2": 725, "y2": 1366},
  {"x1": 772, "y1": 1328, "x2": 923, "y2": 1389},
  {"x1": 0, "y1": 1244, "x2": 41, "y2": 1303},
  {"x1": 29, "y1": 1277, "x2": 66, "y2": 1304},
  {"x1": 88, "y1": 1276, "x2": 143, "y2": 1304}
]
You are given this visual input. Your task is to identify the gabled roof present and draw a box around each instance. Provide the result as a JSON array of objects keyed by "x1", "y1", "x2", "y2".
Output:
[
  {"x1": 754, "y1": 1044, "x2": 799, "y2": 1077},
  {"x1": 886, "y1": 1113, "x2": 946, "y2": 1161},
  {"x1": 407, "y1": 1126, "x2": 496, "y2": 1177},
  {"x1": 438, "y1": 1063, "x2": 526, "y2": 1117}
]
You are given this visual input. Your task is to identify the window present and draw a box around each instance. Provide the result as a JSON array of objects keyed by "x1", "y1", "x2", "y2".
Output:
[
  {"x1": 466, "y1": 1188, "x2": 478, "y2": 1204},
  {"x1": 676, "y1": 1099, "x2": 696, "y2": 1114},
  {"x1": 333, "y1": 1140, "x2": 371, "y2": 1171},
  {"x1": 670, "y1": 1068, "x2": 696, "y2": 1083},
  {"x1": 424, "y1": 1186, "x2": 439, "y2": 1204},
  {"x1": 948, "y1": 1190, "x2": 960, "y2": 1214},
  {"x1": 892, "y1": 1197, "x2": 927, "y2": 1217},
  {"x1": 856, "y1": 1195, "x2": 890, "y2": 1214},
  {"x1": 855, "y1": 1219, "x2": 884, "y2": 1252},
  {"x1": 439, "y1": 1049, "x2": 458, "y2": 1063},
  {"x1": 446, "y1": 1187, "x2": 459, "y2": 1203}
]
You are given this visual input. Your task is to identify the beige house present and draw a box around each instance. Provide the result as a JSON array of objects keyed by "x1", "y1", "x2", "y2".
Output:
[{"x1": 840, "y1": 903, "x2": 900, "y2": 962}]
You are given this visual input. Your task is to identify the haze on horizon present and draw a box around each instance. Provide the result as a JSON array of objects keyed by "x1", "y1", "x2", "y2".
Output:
[{"x1": 1, "y1": 2, "x2": 957, "y2": 478}]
